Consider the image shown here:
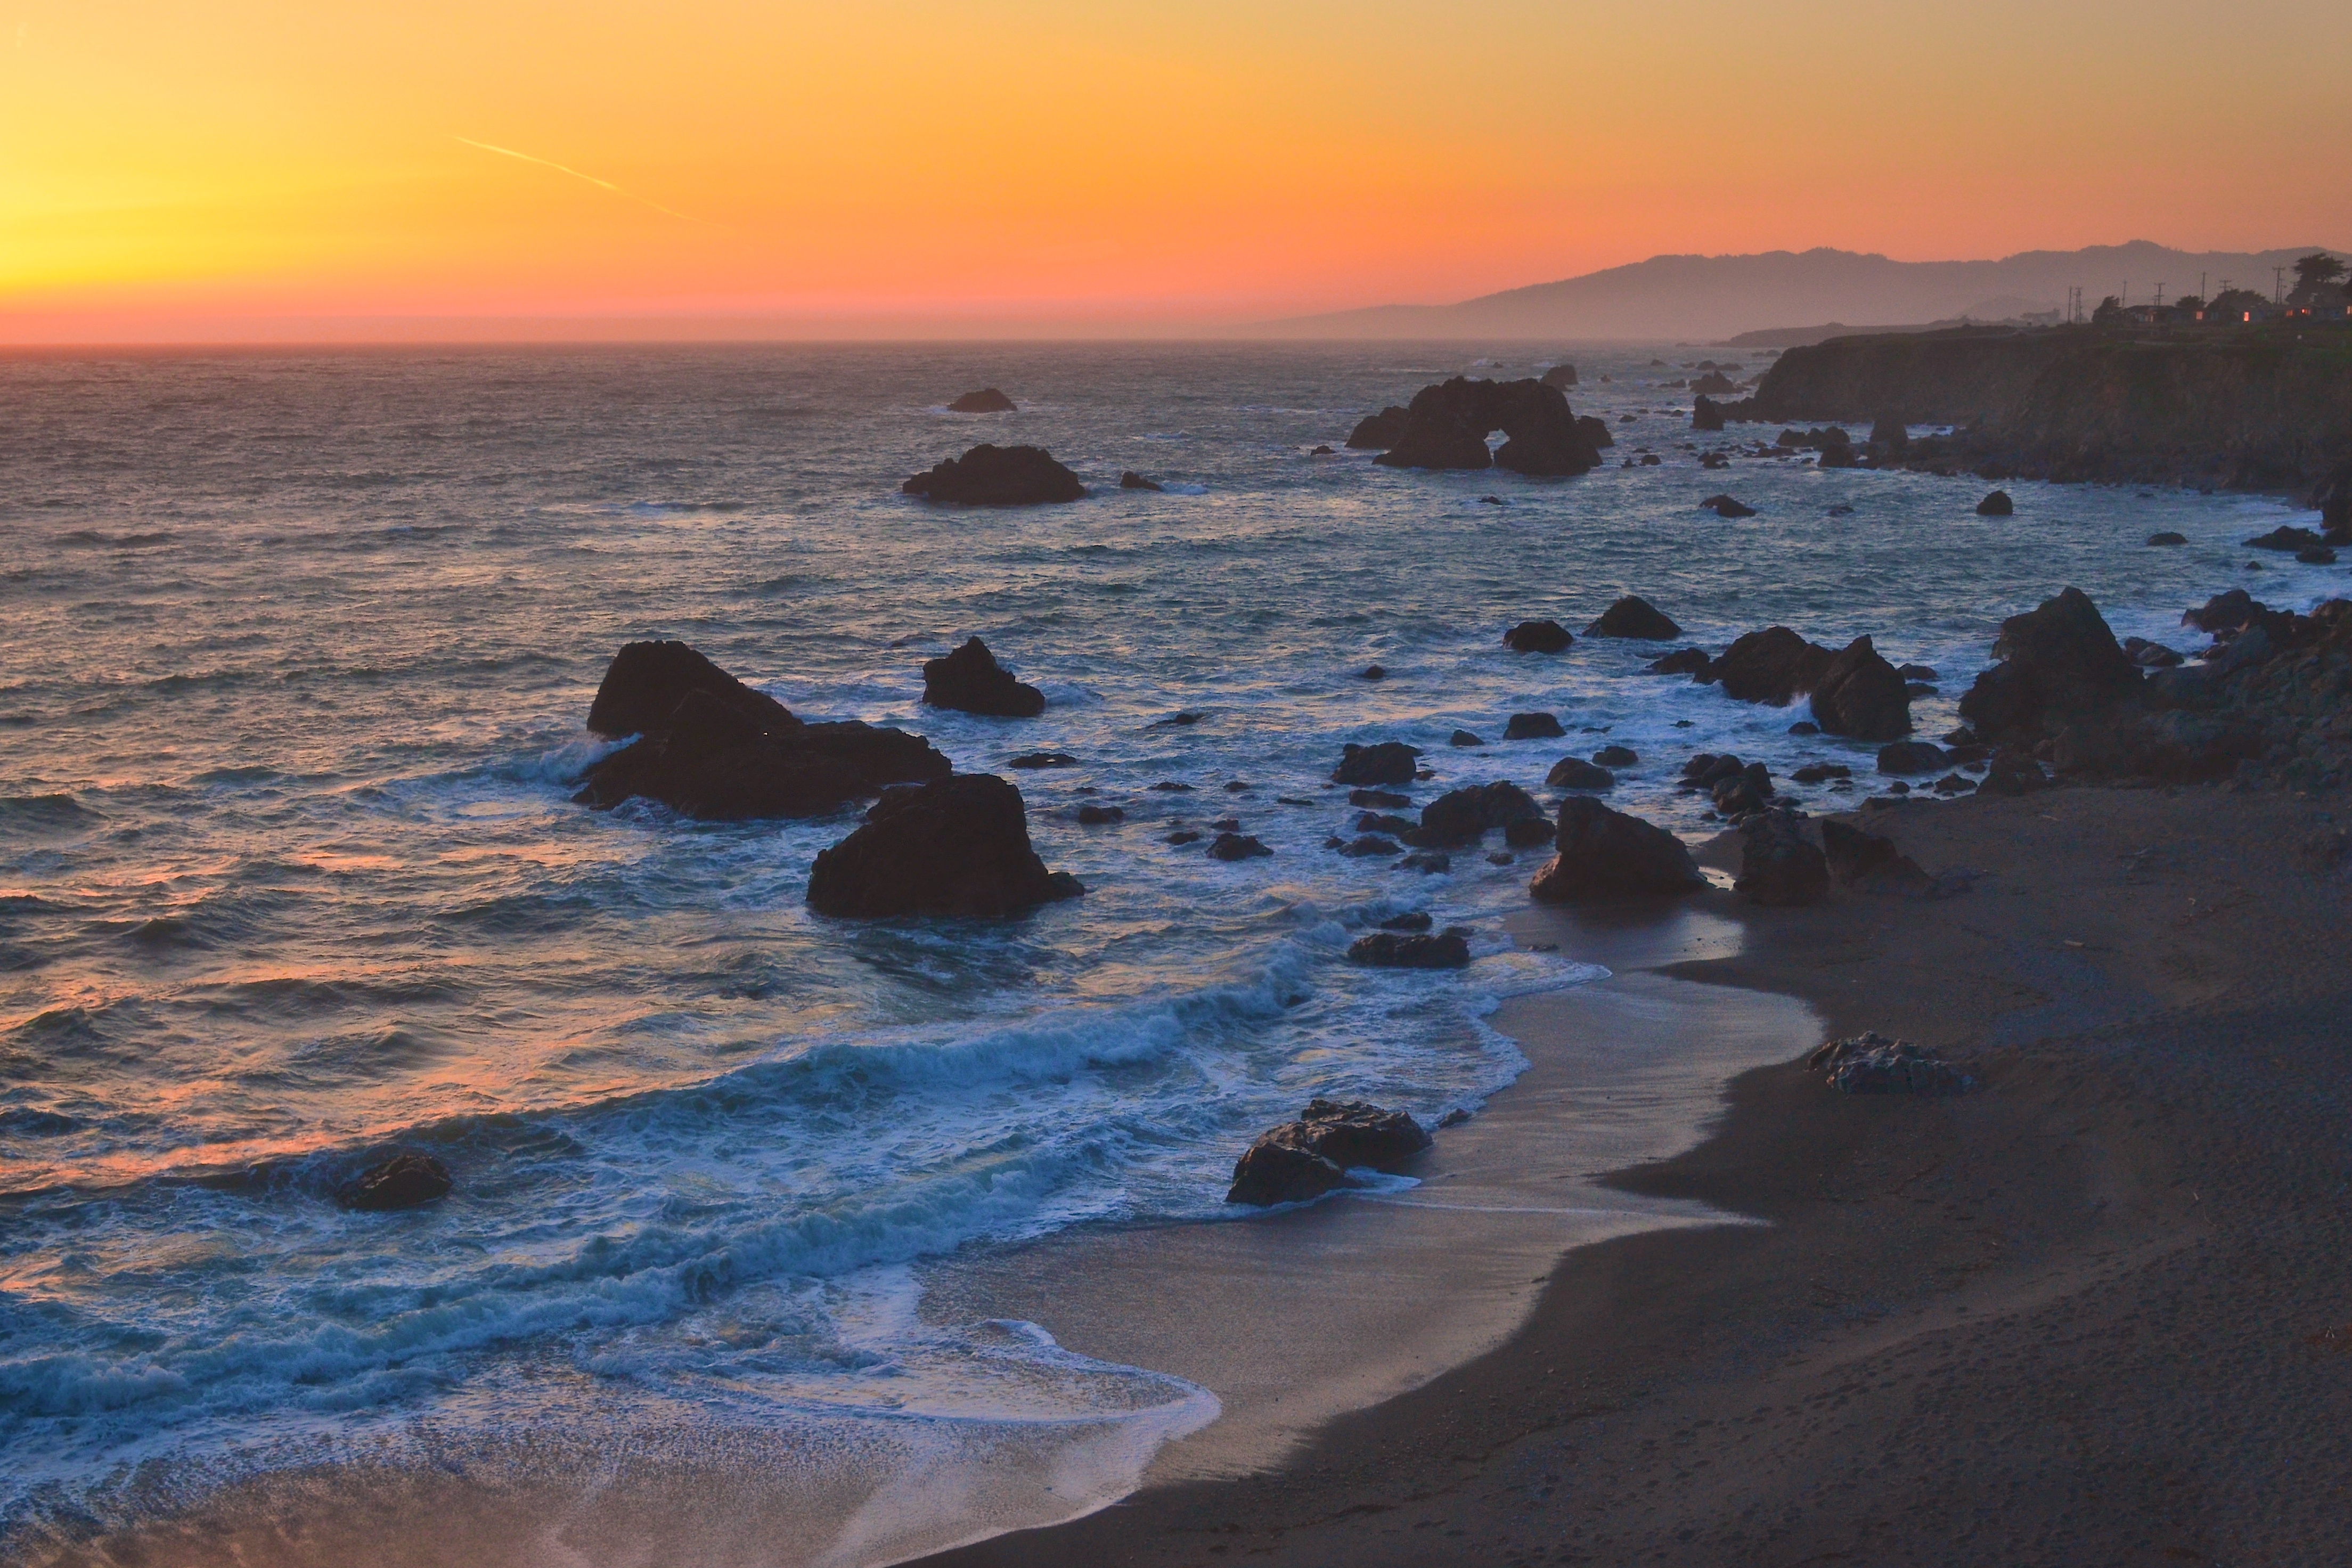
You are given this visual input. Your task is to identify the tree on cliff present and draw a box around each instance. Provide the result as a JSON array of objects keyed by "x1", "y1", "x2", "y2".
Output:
[
  {"x1": 2090, "y1": 295, "x2": 2125, "y2": 326},
  {"x1": 2292, "y1": 253, "x2": 2346, "y2": 290}
]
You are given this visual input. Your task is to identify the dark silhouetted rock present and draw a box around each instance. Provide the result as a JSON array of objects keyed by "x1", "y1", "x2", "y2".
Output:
[
  {"x1": 923, "y1": 636, "x2": 1046, "y2": 718},
  {"x1": 1975, "y1": 489, "x2": 2014, "y2": 517},
  {"x1": 1118, "y1": 471, "x2": 1163, "y2": 492},
  {"x1": 2147, "y1": 531, "x2": 2187, "y2": 546},
  {"x1": 1208, "y1": 832, "x2": 1273, "y2": 861},
  {"x1": 903, "y1": 444, "x2": 1084, "y2": 505},
  {"x1": 2182, "y1": 589, "x2": 2266, "y2": 634},
  {"x1": 1529, "y1": 797, "x2": 1702, "y2": 902},
  {"x1": 1338, "y1": 835, "x2": 1401, "y2": 857},
  {"x1": 1372, "y1": 377, "x2": 1605, "y2": 477},
  {"x1": 2314, "y1": 459, "x2": 2352, "y2": 542},
  {"x1": 1877, "y1": 741, "x2": 1948, "y2": 774},
  {"x1": 1349, "y1": 928, "x2": 1472, "y2": 969},
  {"x1": 1808, "y1": 635, "x2": 1913, "y2": 741},
  {"x1": 2246, "y1": 525, "x2": 2325, "y2": 553},
  {"x1": 1074, "y1": 803, "x2": 1124, "y2": 825},
  {"x1": 1692, "y1": 396, "x2": 1726, "y2": 432},
  {"x1": 1381, "y1": 911, "x2": 1433, "y2": 931},
  {"x1": 1415, "y1": 781, "x2": 1546, "y2": 847},
  {"x1": 1310, "y1": 444, "x2": 1335, "y2": 455},
  {"x1": 1869, "y1": 416, "x2": 1909, "y2": 453},
  {"x1": 1332, "y1": 742, "x2": 1422, "y2": 785},
  {"x1": 947, "y1": 388, "x2": 1017, "y2": 413},
  {"x1": 1735, "y1": 810, "x2": 1828, "y2": 906},
  {"x1": 1584, "y1": 595, "x2": 1681, "y2": 640},
  {"x1": 1649, "y1": 647, "x2": 1712, "y2": 676},
  {"x1": 806, "y1": 774, "x2": 1081, "y2": 918},
  {"x1": 2299, "y1": 546, "x2": 2338, "y2": 565},
  {"x1": 587, "y1": 640, "x2": 797, "y2": 740},
  {"x1": 1592, "y1": 745, "x2": 1638, "y2": 767},
  {"x1": 1504, "y1": 619, "x2": 1574, "y2": 654},
  {"x1": 1700, "y1": 494, "x2": 1757, "y2": 519},
  {"x1": 1357, "y1": 811, "x2": 1416, "y2": 835},
  {"x1": 1165, "y1": 829, "x2": 1202, "y2": 845},
  {"x1": 1579, "y1": 415, "x2": 1615, "y2": 451},
  {"x1": 1976, "y1": 753, "x2": 2048, "y2": 795},
  {"x1": 1361, "y1": 664, "x2": 1388, "y2": 681},
  {"x1": 1450, "y1": 729, "x2": 1485, "y2": 747},
  {"x1": 1821, "y1": 819, "x2": 1931, "y2": 893},
  {"x1": 1541, "y1": 363, "x2": 1579, "y2": 389},
  {"x1": 1346, "y1": 406, "x2": 1412, "y2": 450},
  {"x1": 1707, "y1": 627, "x2": 1836, "y2": 705},
  {"x1": 1349, "y1": 787, "x2": 1411, "y2": 807},
  {"x1": 1790, "y1": 762, "x2": 1851, "y2": 784},
  {"x1": 1957, "y1": 587, "x2": 2142, "y2": 745},
  {"x1": 1009, "y1": 752, "x2": 1077, "y2": 769},
  {"x1": 1546, "y1": 757, "x2": 1614, "y2": 790},
  {"x1": 1504, "y1": 712, "x2": 1565, "y2": 740},
  {"x1": 1226, "y1": 1099, "x2": 1432, "y2": 1205},
  {"x1": 338, "y1": 1152, "x2": 452, "y2": 1212},
  {"x1": 2123, "y1": 636, "x2": 2183, "y2": 668}
]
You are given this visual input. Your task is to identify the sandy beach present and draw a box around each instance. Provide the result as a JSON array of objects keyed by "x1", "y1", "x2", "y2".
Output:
[{"x1": 917, "y1": 779, "x2": 2352, "y2": 1566}]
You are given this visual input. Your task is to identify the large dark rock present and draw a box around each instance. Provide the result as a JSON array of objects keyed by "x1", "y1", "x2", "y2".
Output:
[
  {"x1": 2182, "y1": 589, "x2": 2267, "y2": 634},
  {"x1": 1692, "y1": 396, "x2": 1726, "y2": 432},
  {"x1": 1208, "y1": 831, "x2": 1273, "y2": 862},
  {"x1": 2245, "y1": 525, "x2": 2326, "y2": 553},
  {"x1": 1346, "y1": 406, "x2": 1412, "y2": 450},
  {"x1": 1808, "y1": 635, "x2": 1913, "y2": 740},
  {"x1": 1528, "y1": 797, "x2": 1703, "y2": 902},
  {"x1": 1957, "y1": 587, "x2": 2142, "y2": 746},
  {"x1": 902, "y1": 444, "x2": 1085, "y2": 505},
  {"x1": 1876, "y1": 741, "x2": 1948, "y2": 775},
  {"x1": 1706, "y1": 627, "x2": 1837, "y2": 705},
  {"x1": 946, "y1": 388, "x2": 1017, "y2": 413},
  {"x1": 587, "y1": 640, "x2": 797, "y2": 740},
  {"x1": 805, "y1": 774, "x2": 1081, "y2": 918},
  {"x1": 1650, "y1": 647, "x2": 1712, "y2": 676},
  {"x1": 1331, "y1": 741, "x2": 1423, "y2": 786},
  {"x1": 1226, "y1": 1099, "x2": 1433, "y2": 1206},
  {"x1": 576, "y1": 649, "x2": 951, "y2": 822},
  {"x1": 1541, "y1": 363, "x2": 1579, "y2": 389},
  {"x1": 1579, "y1": 415, "x2": 1615, "y2": 451},
  {"x1": 1584, "y1": 595, "x2": 1682, "y2": 640},
  {"x1": 1504, "y1": 712, "x2": 1564, "y2": 740},
  {"x1": 1735, "y1": 810, "x2": 1828, "y2": 906},
  {"x1": 922, "y1": 637, "x2": 1046, "y2": 717},
  {"x1": 1371, "y1": 377, "x2": 1605, "y2": 477},
  {"x1": 1415, "y1": 781, "x2": 1546, "y2": 846},
  {"x1": 1700, "y1": 493, "x2": 1758, "y2": 518},
  {"x1": 1975, "y1": 489, "x2": 2015, "y2": 516},
  {"x1": 1348, "y1": 927, "x2": 1472, "y2": 969},
  {"x1": 1821, "y1": 819, "x2": 1932, "y2": 893},
  {"x1": 1546, "y1": 757, "x2": 1615, "y2": 790},
  {"x1": 1504, "y1": 619, "x2": 1574, "y2": 654},
  {"x1": 338, "y1": 1152, "x2": 453, "y2": 1212}
]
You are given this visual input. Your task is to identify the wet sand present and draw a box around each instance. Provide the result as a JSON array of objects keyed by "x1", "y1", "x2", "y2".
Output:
[{"x1": 916, "y1": 782, "x2": 2352, "y2": 1566}]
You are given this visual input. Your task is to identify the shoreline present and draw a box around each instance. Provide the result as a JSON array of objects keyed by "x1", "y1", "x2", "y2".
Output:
[{"x1": 912, "y1": 780, "x2": 2352, "y2": 1565}]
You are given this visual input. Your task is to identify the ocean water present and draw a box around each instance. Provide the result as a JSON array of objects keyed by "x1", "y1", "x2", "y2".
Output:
[{"x1": 0, "y1": 342, "x2": 2335, "y2": 1556}]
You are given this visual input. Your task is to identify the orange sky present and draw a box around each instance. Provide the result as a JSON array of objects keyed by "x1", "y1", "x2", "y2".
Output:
[{"x1": 3, "y1": 0, "x2": 2347, "y2": 339}]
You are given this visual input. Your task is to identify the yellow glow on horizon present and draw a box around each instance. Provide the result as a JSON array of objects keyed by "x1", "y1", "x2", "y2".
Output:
[{"x1": 2, "y1": 0, "x2": 2348, "y2": 337}]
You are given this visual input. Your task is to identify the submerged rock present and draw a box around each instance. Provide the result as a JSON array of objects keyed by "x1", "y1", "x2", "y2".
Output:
[
  {"x1": 1226, "y1": 1099, "x2": 1433, "y2": 1206},
  {"x1": 1349, "y1": 927, "x2": 1472, "y2": 968},
  {"x1": 806, "y1": 774, "x2": 1081, "y2": 918},
  {"x1": 902, "y1": 444, "x2": 1085, "y2": 505},
  {"x1": 1118, "y1": 470, "x2": 1164, "y2": 492},
  {"x1": 923, "y1": 636, "x2": 1046, "y2": 717},
  {"x1": 1583, "y1": 595, "x2": 1682, "y2": 640},
  {"x1": 946, "y1": 388, "x2": 1017, "y2": 413},
  {"x1": 338, "y1": 1152, "x2": 452, "y2": 1212},
  {"x1": 1208, "y1": 831, "x2": 1273, "y2": 862},
  {"x1": 1700, "y1": 493, "x2": 1758, "y2": 519},
  {"x1": 1649, "y1": 647, "x2": 1712, "y2": 676},
  {"x1": 1528, "y1": 797, "x2": 1703, "y2": 902}
]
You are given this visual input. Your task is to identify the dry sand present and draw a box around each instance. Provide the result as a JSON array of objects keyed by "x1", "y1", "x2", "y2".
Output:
[{"x1": 915, "y1": 781, "x2": 2352, "y2": 1566}]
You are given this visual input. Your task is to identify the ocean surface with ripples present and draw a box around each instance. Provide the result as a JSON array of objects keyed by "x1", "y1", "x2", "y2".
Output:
[{"x1": 0, "y1": 342, "x2": 2335, "y2": 1545}]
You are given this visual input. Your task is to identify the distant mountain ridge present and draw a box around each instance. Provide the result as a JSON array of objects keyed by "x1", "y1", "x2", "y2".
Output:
[{"x1": 1257, "y1": 242, "x2": 2347, "y2": 342}]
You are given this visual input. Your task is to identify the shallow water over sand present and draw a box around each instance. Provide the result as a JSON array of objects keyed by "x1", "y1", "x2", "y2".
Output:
[{"x1": 0, "y1": 342, "x2": 2336, "y2": 1557}]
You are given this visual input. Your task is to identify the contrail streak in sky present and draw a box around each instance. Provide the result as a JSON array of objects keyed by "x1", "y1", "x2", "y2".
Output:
[{"x1": 452, "y1": 136, "x2": 693, "y2": 221}]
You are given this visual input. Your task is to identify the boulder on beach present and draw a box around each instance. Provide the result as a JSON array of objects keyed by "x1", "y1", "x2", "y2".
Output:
[
  {"x1": 1371, "y1": 377, "x2": 1605, "y2": 477},
  {"x1": 575, "y1": 645, "x2": 951, "y2": 821},
  {"x1": 1876, "y1": 740, "x2": 1948, "y2": 775},
  {"x1": 1706, "y1": 627, "x2": 1836, "y2": 705},
  {"x1": 1331, "y1": 741, "x2": 1422, "y2": 786},
  {"x1": 806, "y1": 774, "x2": 1081, "y2": 919},
  {"x1": 1528, "y1": 797, "x2": 1703, "y2": 902},
  {"x1": 1345, "y1": 406, "x2": 1412, "y2": 450},
  {"x1": 1118, "y1": 471, "x2": 1164, "y2": 492},
  {"x1": 1348, "y1": 927, "x2": 1472, "y2": 969},
  {"x1": 1808, "y1": 1032, "x2": 1973, "y2": 1095},
  {"x1": 1504, "y1": 619, "x2": 1575, "y2": 654},
  {"x1": 1700, "y1": 493, "x2": 1758, "y2": 519},
  {"x1": 1821, "y1": 819, "x2": 1933, "y2": 894},
  {"x1": 338, "y1": 1152, "x2": 452, "y2": 1212},
  {"x1": 1504, "y1": 712, "x2": 1565, "y2": 740},
  {"x1": 1734, "y1": 809, "x2": 1828, "y2": 907},
  {"x1": 1808, "y1": 635, "x2": 1913, "y2": 741},
  {"x1": 946, "y1": 388, "x2": 1017, "y2": 413},
  {"x1": 922, "y1": 636, "x2": 1047, "y2": 718},
  {"x1": 902, "y1": 444, "x2": 1085, "y2": 505},
  {"x1": 1975, "y1": 489, "x2": 2014, "y2": 517},
  {"x1": 1226, "y1": 1099, "x2": 1434, "y2": 1206},
  {"x1": 1957, "y1": 587, "x2": 2142, "y2": 746},
  {"x1": 1414, "y1": 781, "x2": 1546, "y2": 847},
  {"x1": 1583, "y1": 595, "x2": 1682, "y2": 640},
  {"x1": 1546, "y1": 757, "x2": 1615, "y2": 791}
]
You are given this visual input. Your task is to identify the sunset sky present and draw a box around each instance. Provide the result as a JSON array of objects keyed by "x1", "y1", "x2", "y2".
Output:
[{"x1": 3, "y1": 0, "x2": 2348, "y2": 339}]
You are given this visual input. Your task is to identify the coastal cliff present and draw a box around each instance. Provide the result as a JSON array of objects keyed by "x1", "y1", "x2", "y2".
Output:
[{"x1": 1729, "y1": 325, "x2": 2352, "y2": 491}]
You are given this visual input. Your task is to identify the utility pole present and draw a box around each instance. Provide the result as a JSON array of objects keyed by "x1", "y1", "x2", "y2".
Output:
[
  {"x1": 2276, "y1": 266, "x2": 2288, "y2": 303},
  {"x1": 2155, "y1": 283, "x2": 2166, "y2": 308},
  {"x1": 2200, "y1": 271, "x2": 2208, "y2": 302}
]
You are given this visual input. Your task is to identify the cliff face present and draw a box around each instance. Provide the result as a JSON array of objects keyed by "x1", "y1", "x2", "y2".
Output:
[{"x1": 1742, "y1": 326, "x2": 2352, "y2": 491}]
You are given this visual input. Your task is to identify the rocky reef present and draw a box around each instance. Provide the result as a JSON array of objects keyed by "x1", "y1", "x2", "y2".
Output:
[{"x1": 1351, "y1": 377, "x2": 1606, "y2": 477}]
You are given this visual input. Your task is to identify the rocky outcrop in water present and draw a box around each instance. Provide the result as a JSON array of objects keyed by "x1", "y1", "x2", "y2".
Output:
[
  {"x1": 1331, "y1": 741, "x2": 1422, "y2": 786},
  {"x1": 1528, "y1": 797, "x2": 1703, "y2": 902},
  {"x1": 1348, "y1": 927, "x2": 1472, "y2": 969},
  {"x1": 1370, "y1": 378, "x2": 1605, "y2": 477},
  {"x1": 903, "y1": 444, "x2": 1085, "y2": 504},
  {"x1": 1226, "y1": 1099, "x2": 1433, "y2": 1206},
  {"x1": 946, "y1": 388, "x2": 1017, "y2": 413},
  {"x1": 1541, "y1": 363, "x2": 1579, "y2": 389},
  {"x1": 805, "y1": 774, "x2": 1081, "y2": 918},
  {"x1": 576, "y1": 643, "x2": 951, "y2": 820},
  {"x1": 1414, "y1": 781, "x2": 1547, "y2": 847},
  {"x1": 1808, "y1": 635, "x2": 1913, "y2": 740},
  {"x1": 923, "y1": 637, "x2": 1047, "y2": 717},
  {"x1": 1346, "y1": 406, "x2": 1412, "y2": 450},
  {"x1": 1957, "y1": 587, "x2": 2141, "y2": 746},
  {"x1": 1704, "y1": 627, "x2": 1836, "y2": 706},
  {"x1": 1584, "y1": 595, "x2": 1682, "y2": 639},
  {"x1": 1504, "y1": 619, "x2": 1574, "y2": 653}
]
